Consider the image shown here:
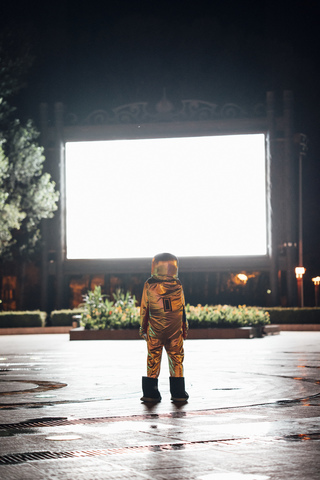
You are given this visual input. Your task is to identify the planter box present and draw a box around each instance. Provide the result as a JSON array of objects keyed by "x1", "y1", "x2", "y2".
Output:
[
  {"x1": 70, "y1": 328, "x2": 141, "y2": 340},
  {"x1": 69, "y1": 325, "x2": 280, "y2": 341},
  {"x1": 277, "y1": 324, "x2": 320, "y2": 331},
  {"x1": 188, "y1": 325, "x2": 280, "y2": 338},
  {"x1": 0, "y1": 326, "x2": 73, "y2": 335}
]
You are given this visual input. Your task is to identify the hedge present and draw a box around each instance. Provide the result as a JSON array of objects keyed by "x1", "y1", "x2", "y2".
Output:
[
  {"x1": 265, "y1": 307, "x2": 320, "y2": 324},
  {"x1": 0, "y1": 311, "x2": 47, "y2": 328},
  {"x1": 49, "y1": 309, "x2": 83, "y2": 326},
  {"x1": 1, "y1": 307, "x2": 320, "y2": 329},
  {"x1": 185, "y1": 304, "x2": 270, "y2": 329}
]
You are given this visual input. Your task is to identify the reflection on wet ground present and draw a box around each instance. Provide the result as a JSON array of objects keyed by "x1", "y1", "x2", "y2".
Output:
[{"x1": 0, "y1": 332, "x2": 319, "y2": 479}]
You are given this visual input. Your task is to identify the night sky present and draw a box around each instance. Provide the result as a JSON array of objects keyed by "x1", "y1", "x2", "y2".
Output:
[{"x1": 1, "y1": 0, "x2": 320, "y2": 274}]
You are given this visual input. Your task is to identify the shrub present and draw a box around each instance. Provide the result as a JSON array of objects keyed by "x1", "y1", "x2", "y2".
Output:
[
  {"x1": 79, "y1": 286, "x2": 270, "y2": 330},
  {"x1": 79, "y1": 286, "x2": 139, "y2": 330},
  {"x1": 0, "y1": 311, "x2": 47, "y2": 328},
  {"x1": 264, "y1": 307, "x2": 320, "y2": 324},
  {"x1": 50, "y1": 309, "x2": 83, "y2": 326},
  {"x1": 185, "y1": 304, "x2": 270, "y2": 329}
]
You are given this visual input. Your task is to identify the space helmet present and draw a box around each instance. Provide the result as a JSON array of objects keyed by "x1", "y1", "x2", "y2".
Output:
[{"x1": 151, "y1": 253, "x2": 178, "y2": 278}]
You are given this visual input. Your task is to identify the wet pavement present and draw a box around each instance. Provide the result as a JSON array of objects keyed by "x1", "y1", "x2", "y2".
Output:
[{"x1": 0, "y1": 332, "x2": 319, "y2": 479}]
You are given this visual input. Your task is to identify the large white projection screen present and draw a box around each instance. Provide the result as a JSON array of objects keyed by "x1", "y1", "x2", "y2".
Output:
[{"x1": 65, "y1": 134, "x2": 267, "y2": 259}]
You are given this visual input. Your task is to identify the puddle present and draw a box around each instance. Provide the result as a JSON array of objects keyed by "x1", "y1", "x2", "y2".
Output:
[
  {"x1": 199, "y1": 474, "x2": 270, "y2": 480},
  {"x1": 283, "y1": 432, "x2": 320, "y2": 441},
  {"x1": 34, "y1": 394, "x2": 57, "y2": 398},
  {"x1": 45, "y1": 434, "x2": 82, "y2": 441},
  {"x1": 212, "y1": 388, "x2": 241, "y2": 391}
]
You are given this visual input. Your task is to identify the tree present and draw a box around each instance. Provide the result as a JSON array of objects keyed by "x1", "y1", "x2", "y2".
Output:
[
  {"x1": 0, "y1": 36, "x2": 59, "y2": 260},
  {"x1": 0, "y1": 140, "x2": 25, "y2": 252}
]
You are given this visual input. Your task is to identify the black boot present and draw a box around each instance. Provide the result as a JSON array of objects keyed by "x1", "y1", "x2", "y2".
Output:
[
  {"x1": 141, "y1": 376, "x2": 161, "y2": 403},
  {"x1": 169, "y1": 377, "x2": 189, "y2": 402}
]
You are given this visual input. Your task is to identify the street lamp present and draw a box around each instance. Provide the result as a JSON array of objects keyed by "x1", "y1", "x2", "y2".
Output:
[
  {"x1": 312, "y1": 276, "x2": 320, "y2": 307},
  {"x1": 295, "y1": 267, "x2": 306, "y2": 307},
  {"x1": 297, "y1": 134, "x2": 308, "y2": 308}
]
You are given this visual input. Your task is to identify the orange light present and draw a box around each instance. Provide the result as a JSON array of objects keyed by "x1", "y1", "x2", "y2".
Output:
[
  {"x1": 298, "y1": 434, "x2": 311, "y2": 440},
  {"x1": 312, "y1": 276, "x2": 320, "y2": 286},
  {"x1": 237, "y1": 273, "x2": 248, "y2": 284}
]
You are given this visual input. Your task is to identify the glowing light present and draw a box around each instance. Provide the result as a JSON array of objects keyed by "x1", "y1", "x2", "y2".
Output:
[
  {"x1": 237, "y1": 274, "x2": 248, "y2": 283},
  {"x1": 312, "y1": 276, "x2": 320, "y2": 285},
  {"x1": 295, "y1": 267, "x2": 306, "y2": 279},
  {"x1": 65, "y1": 134, "x2": 267, "y2": 260}
]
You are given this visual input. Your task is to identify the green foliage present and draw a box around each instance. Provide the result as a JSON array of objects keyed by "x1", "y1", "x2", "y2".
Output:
[
  {"x1": 50, "y1": 309, "x2": 83, "y2": 326},
  {"x1": 0, "y1": 36, "x2": 59, "y2": 259},
  {"x1": 185, "y1": 304, "x2": 270, "y2": 329},
  {"x1": 80, "y1": 286, "x2": 139, "y2": 330},
  {"x1": 0, "y1": 311, "x2": 46, "y2": 328},
  {"x1": 0, "y1": 142, "x2": 26, "y2": 249},
  {"x1": 80, "y1": 287, "x2": 270, "y2": 330},
  {"x1": 265, "y1": 307, "x2": 320, "y2": 324},
  {"x1": 0, "y1": 121, "x2": 59, "y2": 258}
]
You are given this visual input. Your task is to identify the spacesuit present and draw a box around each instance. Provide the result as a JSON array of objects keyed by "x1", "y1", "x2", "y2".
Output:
[{"x1": 140, "y1": 253, "x2": 189, "y2": 403}]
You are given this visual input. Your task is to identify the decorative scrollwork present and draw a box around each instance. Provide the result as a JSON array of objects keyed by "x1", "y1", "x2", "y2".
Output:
[
  {"x1": 64, "y1": 112, "x2": 79, "y2": 125},
  {"x1": 220, "y1": 103, "x2": 247, "y2": 119},
  {"x1": 179, "y1": 100, "x2": 220, "y2": 120},
  {"x1": 299, "y1": 133, "x2": 308, "y2": 157},
  {"x1": 113, "y1": 102, "x2": 149, "y2": 124},
  {"x1": 84, "y1": 110, "x2": 110, "y2": 125},
  {"x1": 252, "y1": 103, "x2": 266, "y2": 117},
  {"x1": 63, "y1": 97, "x2": 265, "y2": 126}
]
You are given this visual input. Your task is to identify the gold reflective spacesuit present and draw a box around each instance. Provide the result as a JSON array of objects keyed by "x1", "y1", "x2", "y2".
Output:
[{"x1": 140, "y1": 253, "x2": 188, "y2": 379}]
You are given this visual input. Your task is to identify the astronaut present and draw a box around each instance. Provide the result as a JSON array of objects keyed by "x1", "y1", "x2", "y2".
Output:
[{"x1": 140, "y1": 252, "x2": 189, "y2": 403}]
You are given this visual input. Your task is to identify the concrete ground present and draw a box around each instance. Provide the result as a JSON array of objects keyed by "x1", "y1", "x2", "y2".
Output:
[{"x1": 0, "y1": 332, "x2": 319, "y2": 480}]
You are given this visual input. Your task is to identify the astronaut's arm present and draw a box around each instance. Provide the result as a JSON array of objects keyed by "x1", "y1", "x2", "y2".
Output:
[
  {"x1": 182, "y1": 289, "x2": 188, "y2": 339},
  {"x1": 139, "y1": 284, "x2": 149, "y2": 340},
  {"x1": 182, "y1": 305, "x2": 188, "y2": 339}
]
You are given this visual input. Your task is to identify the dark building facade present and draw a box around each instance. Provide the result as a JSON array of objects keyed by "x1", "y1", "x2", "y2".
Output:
[{"x1": 2, "y1": 91, "x2": 304, "y2": 312}]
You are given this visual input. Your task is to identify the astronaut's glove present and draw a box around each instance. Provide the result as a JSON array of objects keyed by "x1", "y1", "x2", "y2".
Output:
[
  {"x1": 139, "y1": 327, "x2": 147, "y2": 341},
  {"x1": 182, "y1": 322, "x2": 188, "y2": 340}
]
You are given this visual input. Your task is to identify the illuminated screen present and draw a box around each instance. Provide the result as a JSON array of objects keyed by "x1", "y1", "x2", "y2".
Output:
[{"x1": 65, "y1": 134, "x2": 267, "y2": 259}]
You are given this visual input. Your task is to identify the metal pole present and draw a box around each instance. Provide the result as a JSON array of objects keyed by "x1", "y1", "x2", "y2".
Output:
[
  {"x1": 283, "y1": 91, "x2": 296, "y2": 306},
  {"x1": 297, "y1": 277, "x2": 302, "y2": 307},
  {"x1": 298, "y1": 134, "x2": 308, "y2": 307},
  {"x1": 298, "y1": 150, "x2": 304, "y2": 307},
  {"x1": 266, "y1": 91, "x2": 279, "y2": 306},
  {"x1": 54, "y1": 102, "x2": 65, "y2": 309},
  {"x1": 39, "y1": 103, "x2": 49, "y2": 312}
]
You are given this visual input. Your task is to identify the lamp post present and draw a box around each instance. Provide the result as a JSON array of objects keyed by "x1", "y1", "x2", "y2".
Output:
[
  {"x1": 312, "y1": 276, "x2": 320, "y2": 307},
  {"x1": 297, "y1": 134, "x2": 308, "y2": 308},
  {"x1": 295, "y1": 267, "x2": 306, "y2": 307}
]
